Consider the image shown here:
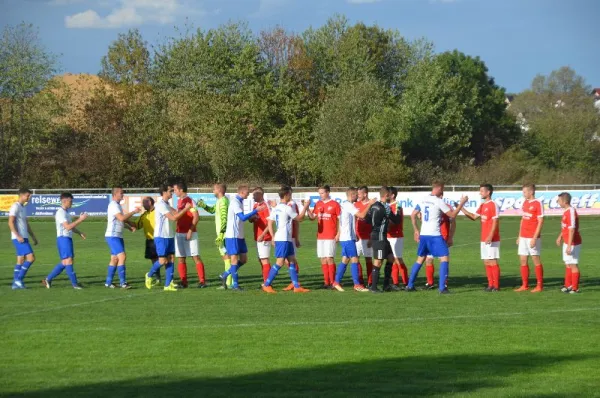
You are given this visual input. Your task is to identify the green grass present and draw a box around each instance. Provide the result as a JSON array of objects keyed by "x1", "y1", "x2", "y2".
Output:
[{"x1": 1, "y1": 216, "x2": 600, "y2": 397}]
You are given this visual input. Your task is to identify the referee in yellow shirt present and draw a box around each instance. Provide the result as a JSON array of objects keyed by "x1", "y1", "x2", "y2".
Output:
[{"x1": 136, "y1": 197, "x2": 161, "y2": 284}]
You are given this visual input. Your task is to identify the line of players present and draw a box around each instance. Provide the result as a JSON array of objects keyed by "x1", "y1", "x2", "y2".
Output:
[{"x1": 7, "y1": 181, "x2": 583, "y2": 294}]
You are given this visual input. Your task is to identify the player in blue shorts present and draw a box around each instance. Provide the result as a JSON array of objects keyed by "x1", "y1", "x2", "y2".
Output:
[
  {"x1": 104, "y1": 187, "x2": 141, "y2": 289},
  {"x1": 261, "y1": 185, "x2": 311, "y2": 293},
  {"x1": 8, "y1": 188, "x2": 38, "y2": 289},
  {"x1": 407, "y1": 181, "x2": 468, "y2": 294},
  {"x1": 219, "y1": 185, "x2": 265, "y2": 290},
  {"x1": 42, "y1": 193, "x2": 88, "y2": 289}
]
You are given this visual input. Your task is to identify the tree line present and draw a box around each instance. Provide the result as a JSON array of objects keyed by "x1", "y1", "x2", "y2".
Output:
[{"x1": 1, "y1": 17, "x2": 599, "y2": 189}]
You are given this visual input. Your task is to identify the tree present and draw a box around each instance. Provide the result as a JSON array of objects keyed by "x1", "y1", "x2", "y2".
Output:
[{"x1": 100, "y1": 29, "x2": 150, "y2": 85}]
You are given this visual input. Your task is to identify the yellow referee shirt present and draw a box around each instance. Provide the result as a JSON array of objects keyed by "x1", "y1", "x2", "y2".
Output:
[{"x1": 137, "y1": 209, "x2": 155, "y2": 240}]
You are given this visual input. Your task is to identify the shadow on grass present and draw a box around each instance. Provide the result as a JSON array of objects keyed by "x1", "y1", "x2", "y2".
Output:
[{"x1": 5, "y1": 352, "x2": 592, "y2": 397}]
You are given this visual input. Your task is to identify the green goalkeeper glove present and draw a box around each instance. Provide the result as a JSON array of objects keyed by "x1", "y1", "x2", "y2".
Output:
[
  {"x1": 215, "y1": 233, "x2": 225, "y2": 247},
  {"x1": 197, "y1": 199, "x2": 206, "y2": 209}
]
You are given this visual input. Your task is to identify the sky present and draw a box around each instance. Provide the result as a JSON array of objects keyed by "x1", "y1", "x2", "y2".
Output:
[{"x1": 1, "y1": 0, "x2": 598, "y2": 93}]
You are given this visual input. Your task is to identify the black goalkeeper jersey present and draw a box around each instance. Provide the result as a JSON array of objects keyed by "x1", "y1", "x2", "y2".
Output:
[{"x1": 366, "y1": 201, "x2": 402, "y2": 241}]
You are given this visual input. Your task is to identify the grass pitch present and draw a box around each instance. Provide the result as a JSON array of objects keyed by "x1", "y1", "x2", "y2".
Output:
[{"x1": 1, "y1": 216, "x2": 599, "y2": 397}]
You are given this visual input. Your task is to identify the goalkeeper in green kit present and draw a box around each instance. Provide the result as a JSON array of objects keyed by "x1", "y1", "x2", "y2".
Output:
[{"x1": 197, "y1": 183, "x2": 232, "y2": 288}]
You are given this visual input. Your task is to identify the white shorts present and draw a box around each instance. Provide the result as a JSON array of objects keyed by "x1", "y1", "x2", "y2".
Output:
[
  {"x1": 562, "y1": 244, "x2": 581, "y2": 264},
  {"x1": 387, "y1": 237, "x2": 404, "y2": 258},
  {"x1": 356, "y1": 239, "x2": 373, "y2": 257},
  {"x1": 175, "y1": 232, "x2": 199, "y2": 257},
  {"x1": 317, "y1": 239, "x2": 336, "y2": 258},
  {"x1": 518, "y1": 237, "x2": 541, "y2": 256},
  {"x1": 480, "y1": 241, "x2": 500, "y2": 260},
  {"x1": 257, "y1": 241, "x2": 271, "y2": 259}
]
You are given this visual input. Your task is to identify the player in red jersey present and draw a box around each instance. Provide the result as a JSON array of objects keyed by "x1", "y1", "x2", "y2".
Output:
[
  {"x1": 556, "y1": 192, "x2": 582, "y2": 294},
  {"x1": 306, "y1": 185, "x2": 341, "y2": 289},
  {"x1": 250, "y1": 187, "x2": 272, "y2": 284},
  {"x1": 423, "y1": 200, "x2": 455, "y2": 289},
  {"x1": 386, "y1": 187, "x2": 408, "y2": 289},
  {"x1": 354, "y1": 186, "x2": 374, "y2": 286},
  {"x1": 461, "y1": 184, "x2": 501, "y2": 291},
  {"x1": 173, "y1": 181, "x2": 207, "y2": 288},
  {"x1": 516, "y1": 183, "x2": 544, "y2": 293}
]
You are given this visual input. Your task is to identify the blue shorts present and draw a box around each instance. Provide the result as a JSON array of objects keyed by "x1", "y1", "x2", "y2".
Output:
[
  {"x1": 154, "y1": 237, "x2": 175, "y2": 257},
  {"x1": 12, "y1": 239, "x2": 33, "y2": 257},
  {"x1": 341, "y1": 240, "x2": 358, "y2": 258},
  {"x1": 225, "y1": 238, "x2": 248, "y2": 256},
  {"x1": 417, "y1": 235, "x2": 449, "y2": 258},
  {"x1": 275, "y1": 241, "x2": 295, "y2": 259},
  {"x1": 57, "y1": 237, "x2": 74, "y2": 260},
  {"x1": 105, "y1": 237, "x2": 125, "y2": 256}
]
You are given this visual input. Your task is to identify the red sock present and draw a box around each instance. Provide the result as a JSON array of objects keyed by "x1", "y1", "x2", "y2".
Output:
[
  {"x1": 262, "y1": 263, "x2": 271, "y2": 283},
  {"x1": 367, "y1": 260, "x2": 373, "y2": 285},
  {"x1": 321, "y1": 264, "x2": 330, "y2": 285},
  {"x1": 295, "y1": 262, "x2": 300, "y2": 274},
  {"x1": 426, "y1": 264, "x2": 434, "y2": 285},
  {"x1": 178, "y1": 262, "x2": 188, "y2": 285},
  {"x1": 399, "y1": 263, "x2": 408, "y2": 285},
  {"x1": 572, "y1": 271, "x2": 580, "y2": 291},
  {"x1": 535, "y1": 264, "x2": 544, "y2": 288},
  {"x1": 195, "y1": 261, "x2": 205, "y2": 284},
  {"x1": 492, "y1": 265, "x2": 500, "y2": 289},
  {"x1": 357, "y1": 262, "x2": 364, "y2": 284},
  {"x1": 391, "y1": 263, "x2": 399, "y2": 285},
  {"x1": 485, "y1": 265, "x2": 493, "y2": 287},
  {"x1": 520, "y1": 265, "x2": 529, "y2": 288},
  {"x1": 564, "y1": 267, "x2": 572, "y2": 287},
  {"x1": 328, "y1": 264, "x2": 336, "y2": 285}
]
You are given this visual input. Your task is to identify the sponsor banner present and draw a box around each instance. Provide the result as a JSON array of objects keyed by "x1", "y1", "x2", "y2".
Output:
[
  {"x1": 0, "y1": 195, "x2": 18, "y2": 217},
  {"x1": 26, "y1": 194, "x2": 110, "y2": 217},
  {"x1": 173, "y1": 193, "x2": 224, "y2": 216},
  {"x1": 491, "y1": 190, "x2": 600, "y2": 216},
  {"x1": 122, "y1": 194, "x2": 162, "y2": 214}
]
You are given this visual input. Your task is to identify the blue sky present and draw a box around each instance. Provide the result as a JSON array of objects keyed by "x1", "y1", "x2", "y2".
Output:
[{"x1": 1, "y1": 0, "x2": 598, "y2": 93}]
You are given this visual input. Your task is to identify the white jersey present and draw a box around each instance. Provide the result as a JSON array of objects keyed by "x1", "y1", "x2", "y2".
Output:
[
  {"x1": 154, "y1": 198, "x2": 175, "y2": 239},
  {"x1": 339, "y1": 200, "x2": 358, "y2": 242},
  {"x1": 105, "y1": 201, "x2": 124, "y2": 238},
  {"x1": 8, "y1": 202, "x2": 28, "y2": 240},
  {"x1": 225, "y1": 195, "x2": 245, "y2": 239},
  {"x1": 415, "y1": 195, "x2": 451, "y2": 236},
  {"x1": 268, "y1": 203, "x2": 297, "y2": 242},
  {"x1": 55, "y1": 207, "x2": 73, "y2": 238}
]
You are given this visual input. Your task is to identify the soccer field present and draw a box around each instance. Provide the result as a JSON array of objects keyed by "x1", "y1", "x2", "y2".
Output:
[{"x1": 1, "y1": 216, "x2": 599, "y2": 397}]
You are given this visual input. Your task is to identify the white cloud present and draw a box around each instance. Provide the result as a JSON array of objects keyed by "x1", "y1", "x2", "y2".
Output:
[
  {"x1": 64, "y1": 0, "x2": 199, "y2": 28},
  {"x1": 250, "y1": 0, "x2": 290, "y2": 18},
  {"x1": 347, "y1": 0, "x2": 382, "y2": 4},
  {"x1": 49, "y1": 0, "x2": 84, "y2": 5}
]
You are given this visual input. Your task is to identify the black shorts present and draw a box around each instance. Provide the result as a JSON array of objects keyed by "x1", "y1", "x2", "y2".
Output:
[
  {"x1": 145, "y1": 239, "x2": 158, "y2": 259},
  {"x1": 371, "y1": 239, "x2": 392, "y2": 260}
]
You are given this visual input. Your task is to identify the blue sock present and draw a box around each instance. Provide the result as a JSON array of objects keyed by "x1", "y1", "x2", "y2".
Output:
[
  {"x1": 265, "y1": 265, "x2": 281, "y2": 286},
  {"x1": 350, "y1": 262, "x2": 360, "y2": 285},
  {"x1": 230, "y1": 264, "x2": 239, "y2": 288},
  {"x1": 148, "y1": 260, "x2": 161, "y2": 277},
  {"x1": 47, "y1": 263, "x2": 65, "y2": 282},
  {"x1": 13, "y1": 265, "x2": 21, "y2": 282},
  {"x1": 238, "y1": 261, "x2": 245, "y2": 270},
  {"x1": 408, "y1": 262, "x2": 422, "y2": 288},
  {"x1": 335, "y1": 262, "x2": 347, "y2": 284},
  {"x1": 65, "y1": 265, "x2": 78, "y2": 285},
  {"x1": 289, "y1": 263, "x2": 300, "y2": 288},
  {"x1": 221, "y1": 265, "x2": 233, "y2": 278},
  {"x1": 105, "y1": 265, "x2": 117, "y2": 285},
  {"x1": 17, "y1": 260, "x2": 33, "y2": 282},
  {"x1": 118, "y1": 265, "x2": 127, "y2": 285},
  {"x1": 439, "y1": 261, "x2": 449, "y2": 292},
  {"x1": 165, "y1": 262, "x2": 174, "y2": 286}
]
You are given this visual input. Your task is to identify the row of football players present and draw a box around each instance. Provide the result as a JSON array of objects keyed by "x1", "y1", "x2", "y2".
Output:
[{"x1": 7, "y1": 182, "x2": 582, "y2": 293}]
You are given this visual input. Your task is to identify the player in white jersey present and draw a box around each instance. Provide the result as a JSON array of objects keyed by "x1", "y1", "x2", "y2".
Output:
[
  {"x1": 219, "y1": 185, "x2": 265, "y2": 290},
  {"x1": 406, "y1": 181, "x2": 468, "y2": 294},
  {"x1": 104, "y1": 187, "x2": 141, "y2": 289},
  {"x1": 332, "y1": 188, "x2": 376, "y2": 292},
  {"x1": 261, "y1": 185, "x2": 311, "y2": 293},
  {"x1": 8, "y1": 188, "x2": 38, "y2": 289},
  {"x1": 145, "y1": 185, "x2": 192, "y2": 291},
  {"x1": 42, "y1": 193, "x2": 88, "y2": 289}
]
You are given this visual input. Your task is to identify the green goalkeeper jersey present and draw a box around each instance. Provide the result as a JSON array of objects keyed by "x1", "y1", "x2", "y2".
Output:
[{"x1": 203, "y1": 196, "x2": 229, "y2": 235}]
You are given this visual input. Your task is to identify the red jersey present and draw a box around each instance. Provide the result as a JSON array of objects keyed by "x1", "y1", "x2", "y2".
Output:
[
  {"x1": 561, "y1": 207, "x2": 582, "y2": 245},
  {"x1": 176, "y1": 196, "x2": 197, "y2": 233},
  {"x1": 387, "y1": 202, "x2": 404, "y2": 238},
  {"x1": 440, "y1": 214, "x2": 451, "y2": 241},
  {"x1": 253, "y1": 202, "x2": 271, "y2": 241},
  {"x1": 476, "y1": 200, "x2": 500, "y2": 242},
  {"x1": 354, "y1": 200, "x2": 372, "y2": 239},
  {"x1": 314, "y1": 199, "x2": 341, "y2": 240},
  {"x1": 289, "y1": 201, "x2": 299, "y2": 239},
  {"x1": 520, "y1": 199, "x2": 544, "y2": 238}
]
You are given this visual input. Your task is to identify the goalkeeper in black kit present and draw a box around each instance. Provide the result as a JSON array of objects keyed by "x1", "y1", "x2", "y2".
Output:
[{"x1": 365, "y1": 186, "x2": 403, "y2": 293}]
